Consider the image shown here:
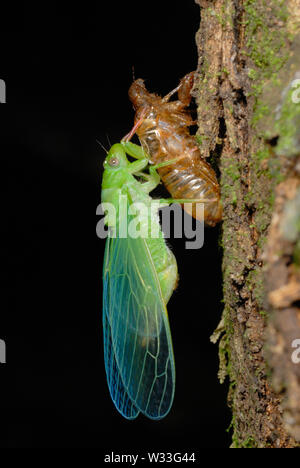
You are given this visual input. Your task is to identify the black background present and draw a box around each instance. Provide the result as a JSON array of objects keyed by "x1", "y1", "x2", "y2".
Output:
[{"x1": 1, "y1": 0, "x2": 231, "y2": 449}]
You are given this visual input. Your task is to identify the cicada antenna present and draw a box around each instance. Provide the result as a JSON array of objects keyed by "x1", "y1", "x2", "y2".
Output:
[
  {"x1": 106, "y1": 133, "x2": 112, "y2": 147},
  {"x1": 132, "y1": 65, "x2": 136, "y2": 82},
  {"x1": 96, "y1": 139, "x2": 108, "y2": 154}
]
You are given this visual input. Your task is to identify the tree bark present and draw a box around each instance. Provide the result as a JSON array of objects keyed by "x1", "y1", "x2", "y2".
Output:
[{"x1": 194, "y1": 0, "x2": 300, "y2": 448}]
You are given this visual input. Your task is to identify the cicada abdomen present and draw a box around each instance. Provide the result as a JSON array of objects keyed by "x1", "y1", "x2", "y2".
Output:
[{"x1": 128, "y1": 72, "x2": 222, "y2": 227}]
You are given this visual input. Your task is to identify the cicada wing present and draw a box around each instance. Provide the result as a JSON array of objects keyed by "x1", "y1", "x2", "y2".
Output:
[
  {"x1": 103, "y1": 237, "x2": 140, "y2": 420},
  {"x1": 103, "y1": 234, "x2": 175, "y2": 420}
]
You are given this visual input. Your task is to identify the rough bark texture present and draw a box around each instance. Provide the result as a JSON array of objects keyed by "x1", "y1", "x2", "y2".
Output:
[{"x1": 194, "y1": 0, "x2": 300, "y2": 448}]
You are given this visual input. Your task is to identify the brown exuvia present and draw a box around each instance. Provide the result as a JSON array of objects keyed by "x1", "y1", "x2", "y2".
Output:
[{"x1": 127, "y1": 72, "x2": 222, "y2": 227}]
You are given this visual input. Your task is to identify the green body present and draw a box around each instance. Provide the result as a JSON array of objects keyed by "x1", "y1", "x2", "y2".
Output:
[
  {"x1": 101, "y1": 142, "x2": 178, "y2": 304},
  {"x1": 102, "y1": 141, "x2": 181, "y2": 420}
]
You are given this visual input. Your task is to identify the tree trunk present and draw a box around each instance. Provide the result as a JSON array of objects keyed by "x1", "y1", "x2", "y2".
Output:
[{"x1": 194, "y1": 0, "x2": 300, "y2": 448}]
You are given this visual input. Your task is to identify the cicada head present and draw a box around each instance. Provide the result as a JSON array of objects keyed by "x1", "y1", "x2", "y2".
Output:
[
  {"x1": 103, "y1": 144, "x2": 129, "y2": 170},
  {"x1": 128, "y1": 78, "x2": 157, "y2": 111},
  {"x1": 102, "y1": 143, "x2": 132, "y2": 195}
]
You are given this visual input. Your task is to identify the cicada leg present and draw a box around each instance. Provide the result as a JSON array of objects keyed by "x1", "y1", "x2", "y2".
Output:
[
  {"x1": 127, "y1": 158, "x2": 149, "y2": 174},
  {"x1": 120, "y1": 140, "x2": 160, "y2": 193},
  {"x1": 161, "y1": 72, "x2": 195, "y2": 107},
  {"x1": 121, "y1": 140, "x2": 149, "y2": 160},
  {"x1": 161, "y1": 84, "x2": 181, "y2": 103},
  {"x1": 150, "y1": 157, "x2": 186, "y2": 171},
  {"x1": 177, "y1": 72, "x2": 195, "y2": 107},
  {"x1": 159, "y1": 197, "x2": 218, "y2": 206}
]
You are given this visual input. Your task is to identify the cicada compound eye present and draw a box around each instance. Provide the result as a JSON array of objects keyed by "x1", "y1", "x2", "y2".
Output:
[{"x1": 108, "y1": 157, "x2": 120, "y2": 168}]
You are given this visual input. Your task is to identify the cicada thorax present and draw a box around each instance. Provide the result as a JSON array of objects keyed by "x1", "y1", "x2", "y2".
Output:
[{"x1": 129, "y1": 75, "x2": 222, "y2": 227}]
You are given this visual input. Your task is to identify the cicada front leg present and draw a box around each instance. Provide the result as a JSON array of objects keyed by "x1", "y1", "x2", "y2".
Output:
[
  {"x1": 177, "y1": 72, "x2": 195, "y2": 107},
  {"x1": 120, "y1": 140, "x2": 161, "y2": 194},
  {"x1": 161, "y1": 72, "x2": 195, "y2": 107}
]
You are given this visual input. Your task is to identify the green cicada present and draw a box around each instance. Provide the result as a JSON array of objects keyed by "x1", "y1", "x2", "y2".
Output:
[{"x1": 101, "y1": 140, "x2": 205, "y2": 420}]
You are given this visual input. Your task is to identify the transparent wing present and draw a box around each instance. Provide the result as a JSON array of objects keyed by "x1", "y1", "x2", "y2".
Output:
[
  {"x1": 103, "y1": 282, "x2": 140, "y2": 419},
  {"x1": 103, "y1": 233, "x2": 175, "y2": 420}
]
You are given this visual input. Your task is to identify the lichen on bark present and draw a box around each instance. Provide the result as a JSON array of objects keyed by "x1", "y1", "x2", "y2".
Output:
[{"x1": 194, "y1": 0, "x2": 300, "y2": 448}]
